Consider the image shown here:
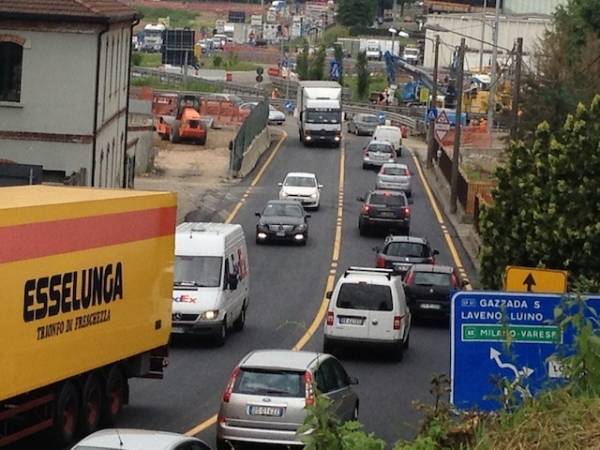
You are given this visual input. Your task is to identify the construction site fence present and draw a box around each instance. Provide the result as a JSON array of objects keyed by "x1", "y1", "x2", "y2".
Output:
[{"x1": 230, "y1": 100, "x2": 269, "y2": 174}]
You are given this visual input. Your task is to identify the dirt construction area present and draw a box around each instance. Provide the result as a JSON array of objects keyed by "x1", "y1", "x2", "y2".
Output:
[{"x1": 135, "y1": 126, "x2": 239, "y2": 223}]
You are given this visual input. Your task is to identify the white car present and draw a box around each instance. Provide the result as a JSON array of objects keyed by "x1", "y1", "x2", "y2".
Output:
[
  {"x1": 71, "y1": 429, "x2": 212, "y2": 450},
  {"x1": 323, "y1": 267, "x2": 411, "y2": 361},
  {"x1": 269, "y1": 104, "x2": 286, "y2": 125},
  {"x1": 278, "y1": 172, "x2": 323, "y2": 210}
]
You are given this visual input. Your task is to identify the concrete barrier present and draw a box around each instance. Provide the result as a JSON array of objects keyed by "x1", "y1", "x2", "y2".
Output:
[{"x1": 236, "y1": 126, "x2": 272, "y2": 178}]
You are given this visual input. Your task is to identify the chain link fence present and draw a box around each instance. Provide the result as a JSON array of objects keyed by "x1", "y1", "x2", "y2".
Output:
[{"x1": 229, "y1": 100, "x2": 269, "y2": 175}]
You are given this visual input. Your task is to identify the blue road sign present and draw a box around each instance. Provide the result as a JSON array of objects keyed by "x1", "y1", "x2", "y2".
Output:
[
  {"x1": 377, "y1": 112, "x2": 386, "y2": 123},
  {"x1": 451, "y1": 291, "x2": 600, "y2": 411},
  {"x1": 281, "y1": 57, "x2": 289, "y2": 68},
  {"x1": 427, "y1": 107, "x2": 438, "y2": 121},
  {"x1": 330, "y1": 60, "x2": 341, "y2": 81}
]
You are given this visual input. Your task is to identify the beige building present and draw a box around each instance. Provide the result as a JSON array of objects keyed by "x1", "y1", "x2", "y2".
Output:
[{"x1": 0, "y1": 0, "x2": 139, "y2": 187}]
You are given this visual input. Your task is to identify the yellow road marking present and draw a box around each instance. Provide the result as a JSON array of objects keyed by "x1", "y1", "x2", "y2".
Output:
[
  {"x1": 186, "y1": 138, "x2": 345, "y2": 437},
  {"x1": 411, "y1": 151, "x2": 473, "y2": 290},
  {"x1": 224, "y1": 130, "x2": 288, "y2": 224}
]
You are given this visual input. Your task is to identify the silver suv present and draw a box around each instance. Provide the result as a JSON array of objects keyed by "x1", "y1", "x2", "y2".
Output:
[{"x1": 217, "y1": 350, "x2": 359, "y2": 449}]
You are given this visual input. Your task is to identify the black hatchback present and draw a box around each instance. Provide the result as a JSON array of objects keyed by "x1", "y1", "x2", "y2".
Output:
[
  {"x1": 374, "y1": 235, "x2": 439, "y2": 276},
  {"x1": 403, "y1": 264, "x2": 468, "y2": 318},
  {"x1": 357, "y1": 190, "x2": 410, "y2": 236}
]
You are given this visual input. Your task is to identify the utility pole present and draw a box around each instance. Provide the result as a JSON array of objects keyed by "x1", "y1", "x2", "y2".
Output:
[
  {"x1": 487, "y1": 0, "x2": 500, "y2": 130},
  {"x1": 510, "y1": 37, "x2": 523, "y2": 141},
  {"x1": 479, "y1": 0, "x2": 487, "y2": 72},
  {"x1": 426, "y1": 35, "x2": 440, "y2": 169},
  {"x1": 450, "y1": 38, "x2": 465, "y2": 214}
]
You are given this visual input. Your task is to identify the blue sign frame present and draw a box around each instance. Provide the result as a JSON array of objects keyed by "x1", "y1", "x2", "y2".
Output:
[{"x1": 451, "y1": 291, "x2": 600, "y2": 411}]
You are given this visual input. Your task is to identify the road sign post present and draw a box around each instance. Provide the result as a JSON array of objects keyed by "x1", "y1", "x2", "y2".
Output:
[
  {"x1": 505, "y1": 266, "x2": 568, "y2": 293},
  {"x1": 451, "y1": 291, "x2": 600, "y2": 411}
]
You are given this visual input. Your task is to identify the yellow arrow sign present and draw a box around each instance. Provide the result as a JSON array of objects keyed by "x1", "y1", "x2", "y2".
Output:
[{"x1": 505, "y1": 266, "x2": 568, "y2": 294}]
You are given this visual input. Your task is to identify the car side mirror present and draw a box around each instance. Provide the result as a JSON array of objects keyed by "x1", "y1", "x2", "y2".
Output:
[
  {"x1": 277, "y1": 182, "x2": 283, "y2": 187},
  {"x1": 433, "y1": 249, "x2": 440, "y2": 256},
  {"x1": 372, "y1": 246, "x2": 380, "y2": 253},
  {"x1": 348, "y1": 376, "x2": 359, "y2": 385},
  {"x1": 227, "y1": 273, "x2": 238, "y2": 290},
  {"x1": 255, "y1": 212, "x2": 261, "y2": 217},
  {"x1": 318, "y1": 184, "x2": 324, "y2": 189},
  {"x1": 326, "y1": 291, "x2": 332, "y2": 299},
  {"x1": 305, "y1": 214, "x2": 311, "y2": 219},
  {"x1": 356, "y1": 196, "x2": 365, "y2": 202}
]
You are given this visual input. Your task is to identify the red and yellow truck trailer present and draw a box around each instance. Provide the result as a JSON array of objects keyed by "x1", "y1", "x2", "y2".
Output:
[{"x1": 0, "y1": 186, "x2": 177, "y2": 447}]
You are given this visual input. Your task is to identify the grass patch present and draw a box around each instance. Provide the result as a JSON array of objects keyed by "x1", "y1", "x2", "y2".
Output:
[
  {"x1": 208, "y1": 54, "x2": 259, "y2": 71},
  {"x1": 135, "y1": 6, "x2": 197, "y2": 28},
  {"x1": 344, "y1": 74, "x2": 388, "y2": 101},
  {"x1": 132, "y1": 52, "x2": 162, "y2": 68},
  {"x1": 473, "y1": 389, "x2": 600, "y2": 449},
  {"x1": 130, "y1": 75, "x2": 221, "y2": 93}
]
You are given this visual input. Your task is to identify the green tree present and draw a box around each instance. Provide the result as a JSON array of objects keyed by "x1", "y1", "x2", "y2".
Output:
[
  {"x1": 398, "y1": 0, "x2": 417, "y2": 17},
  {"x1": 356, "y1": 50, "x2": 369, "y2": 100},
  {"x1": 309, "y1": 45, "x2": 327, "y2": 81},
  {"x1": 519, "y1": 0, "x2": 600, "y2": 139},
  {"x1": 480, "y1": 95, "x2": 600, "y2": 289},
  {"x1": 337, "y1": 0, "x2": 378, "y2": 28},
  {"x1": 297, "y1": 44, "x2": 310, "y2": 81}
]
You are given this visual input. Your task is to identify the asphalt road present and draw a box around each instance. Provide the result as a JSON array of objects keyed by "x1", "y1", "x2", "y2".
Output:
[{"x1": 9, "y1": 120, "x2": 475, "y2": 450}]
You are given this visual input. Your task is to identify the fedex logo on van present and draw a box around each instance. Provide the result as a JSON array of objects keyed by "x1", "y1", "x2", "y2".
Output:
[{"x1": 173, "y1": 294, "x2": 197, "y2": 304}]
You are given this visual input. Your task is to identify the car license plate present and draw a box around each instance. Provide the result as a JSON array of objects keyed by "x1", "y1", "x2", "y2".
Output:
[
  {"x1": 393, "y1": 263, "x2": 411, "y2": 271},
  {"x1": 276, "y1": 230, "x2": 285, "y2": 237},
  {"x1": 380, "y1": 211, "x2": 395, "y2": 218},
  {"x1": 420, "y1": 303, "x2": 441, "y2": 310},
  {"x1": 248, "y1": 405, "x2": 284, "y2": 417},
  {"x1": 339, "y1": 316, "x2": 364, "y2": 325},
  {"x1": 171, "y1": 326, "x2": 186, "y2": 334}
]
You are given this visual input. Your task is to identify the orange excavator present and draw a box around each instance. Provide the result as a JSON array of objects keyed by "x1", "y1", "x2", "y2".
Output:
[{"x1": 155, "y1": 94, "x2": 208, "y2": 145}]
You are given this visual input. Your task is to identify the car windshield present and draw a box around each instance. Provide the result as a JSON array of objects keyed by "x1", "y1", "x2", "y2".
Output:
[
  {"x1": 336, "y1": 283, "x2": 393, "y2": 311},
  {"x1": 285, "y1": 176, "x2": 316, "y2": 187},
  {"x1": 263, "y1": 203, "x2": 303, "y2": 217},
  {"x1": 234, "y1": 369, "x2": 304, "y2": 397},
  {"x1": 369, "y1": 193, "x2": 406, "y2": 207},
  {"x1": 385, "y1": 242, "x2": 429, "y2": 258},
  {"x1": 412, "y1": 271, "x2": 452, "y2": 287},
  {"x1": 368, "y1": 143, "x2": 393, "y2": 153},
  {"x1": 360, "y1": 115, "x2": 379, "y2": 123},
  {"x1": 382, "y1": 166, "x2": 408, "y2": 176},
  {"x1": 306, "y1": 110, "x2": 340, "y2": 124},
  {"x1": 174, "y1": 256, "x2": 222, "y2": 288}
]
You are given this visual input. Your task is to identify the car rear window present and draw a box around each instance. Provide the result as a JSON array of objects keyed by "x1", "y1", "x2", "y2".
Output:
[
  {"x1": 382, "y1": 166, "x2": 408, "y2": 176},
  {"x1": 412, "y1": 272, "x2": 452, "y2": 287},
  {"x1": 234, "y1": 369, "x2": 304, "y2": 398},
  {"x1": 368, "y1": 143, "x2": 393, "y2": 153},
  {"x1": 361, "y1": 115, "x2": 379, "y2": 123},
  {"x1": 336, "y1": 283, "x2": 393, "y2": 311},
  {"x1": 385, "y1": 242, "x2": 429, "y2": 257},
  {"x1": 369, "y1": 193, "x2": 406, "y2": 207}
]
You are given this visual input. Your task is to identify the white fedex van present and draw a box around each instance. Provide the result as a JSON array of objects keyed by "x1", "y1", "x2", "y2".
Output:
[{"x1": 172, "y1": 223, "x2": 249, "y2": 346}]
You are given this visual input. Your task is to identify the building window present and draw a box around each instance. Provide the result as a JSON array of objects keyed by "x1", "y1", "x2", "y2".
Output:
[{"x1": 0, "y1": 42, "x2": 23, "y2": 102}]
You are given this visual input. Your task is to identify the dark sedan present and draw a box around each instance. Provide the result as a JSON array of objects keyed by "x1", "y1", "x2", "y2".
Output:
[
  {"x1": 403, "y1": 264, "x2": 468, "y2": 319},
  {"x1": 374, "y1": 235, "x2": 439, "y2": 276},
  {"x1": 358, "y1": 190, "x2": 410, "y2": 235},
  {"x1": 255, "y1": 200, "x2": 310, "y2": 245}
]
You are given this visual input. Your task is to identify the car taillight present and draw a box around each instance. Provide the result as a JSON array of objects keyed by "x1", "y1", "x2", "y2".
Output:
[
  {"x1": 326, "y1": 311, "x2": 334, "y2": 326},
  {"x1": 403, "y1": 207, "x2": 410, "y2": 216},
  {"x1": 304, "y1": 371, "x2": 315, "y2": 407},
  {"x1": 223, "y1": 367, "x2": 240, "y2": 403},
  {"x1": 376, "y1": 254, "x2": 386, "y2": 268},
  {"x1": 362, "y1": 204, "x2": 370, "y2": 214},
  {"x1": 393, "y1": 315, "x2": 404, "y2": 330},
  {"x1": 404, "y1": 271, "x2": 415, "y2": 286}
]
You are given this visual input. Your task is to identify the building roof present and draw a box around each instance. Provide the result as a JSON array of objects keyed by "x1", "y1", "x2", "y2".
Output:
[{"x1": 0, "y1": 0, "x2": 139, "y2": 24}]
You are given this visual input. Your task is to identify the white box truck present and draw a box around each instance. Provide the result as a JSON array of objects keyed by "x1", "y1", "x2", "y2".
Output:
[{"x1": 296, "y1": 81, "x2": 343, "y2": 147}]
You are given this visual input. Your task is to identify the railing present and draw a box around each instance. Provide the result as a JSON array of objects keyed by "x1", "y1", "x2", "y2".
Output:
[{"x1": 230, "y1": 100, "x2": 269, "y2": 174}]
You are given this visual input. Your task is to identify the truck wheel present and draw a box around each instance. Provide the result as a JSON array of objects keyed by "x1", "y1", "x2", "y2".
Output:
[
  {"x1": 102, "y1": 366, "x2": 126, "y2": 426},
  {"x1": 53, "y1": 381, "x2": 80, "y2": 446},
  {"x1": 214, "y1": 318, "x2": 228, "y2": 347},
  {"x1": 216, "y1": 438, "x2": 232, "y2": 450},
  {"x1": 80, "y1": 374, "x2": 103, "y2": 435},
  {"x1": 233, "y1": 303, "x2": 246, "y2": 331}
]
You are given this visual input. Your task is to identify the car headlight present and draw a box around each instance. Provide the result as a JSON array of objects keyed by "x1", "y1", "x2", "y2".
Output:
[
  {"x1": 296, "y1": 223, "x2": 307, "y2": 231},
  {"x1": 310, "y1": 192, "x2": 318, "y2": 199},
  {"x1": 200, "y1": 310, "x2": 219, "y2": 320},
  {"x1": 281, "y1": 191, "x2": 289, "y2": 198}
]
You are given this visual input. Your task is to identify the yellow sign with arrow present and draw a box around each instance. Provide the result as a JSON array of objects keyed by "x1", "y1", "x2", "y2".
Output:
[{"x1": 504, "y1": 266, "x2": 568, "y2": 294}]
